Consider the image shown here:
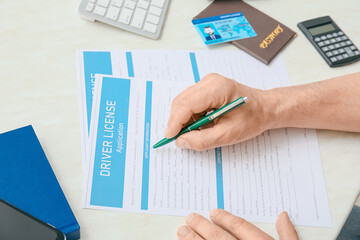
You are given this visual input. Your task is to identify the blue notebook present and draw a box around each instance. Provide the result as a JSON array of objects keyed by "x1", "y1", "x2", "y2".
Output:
[{"x1": 0, "y1": 126, "x2": 80, "y2": 240}]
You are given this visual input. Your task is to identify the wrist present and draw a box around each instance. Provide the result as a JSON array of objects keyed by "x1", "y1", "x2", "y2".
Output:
[{"x1": 261, "y1": 88, "x2": 290, "y2": 130}]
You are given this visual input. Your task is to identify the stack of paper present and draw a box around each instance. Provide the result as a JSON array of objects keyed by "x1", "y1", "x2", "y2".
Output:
[{"x1": 76, "y1": 50, "x2": 331, "y2": 227}]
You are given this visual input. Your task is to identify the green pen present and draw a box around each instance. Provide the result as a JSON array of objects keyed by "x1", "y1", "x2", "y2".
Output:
[{"x1": 152, "y1": 96, "x2": 248, "y2": 149}]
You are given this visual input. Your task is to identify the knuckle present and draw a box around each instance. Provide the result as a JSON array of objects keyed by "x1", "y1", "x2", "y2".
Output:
[
  {"x1": 228, "y1": 218, "x2": 246, "y2": 232},
  {"x1": 171, "y1": 94, "x2": 182, "y2": 108},
  {"x1": 187, "y1": 231, "x2": 199, "y2": 239},
  {"x1": 210, "y1": 228, "x2": 225, "y2": 240},
  {"x1": 173, "y1": 94, "x2": 191, "y2": 109},
  {"x1": 204, "y1": 72, "x2": 220, "y2": 80},
  {"x1": 192, "y1": 139, "x2": 208, "y2": 151}
]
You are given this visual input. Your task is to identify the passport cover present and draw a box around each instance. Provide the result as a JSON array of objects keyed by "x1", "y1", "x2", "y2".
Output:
[
  {"x1": 0, "y1": 126, "x2": 80, "y2": 240},
  {"x1": 193, "y1": 0, "x2": 297, "y2": 64}
]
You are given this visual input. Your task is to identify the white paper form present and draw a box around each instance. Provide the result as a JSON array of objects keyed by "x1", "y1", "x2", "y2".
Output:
[
  {"x1": 84, "y1": 76, "x2": 218, "y2": 216},
  {"x1": 77, "y1": 50, "x2": 331, "y2": 227},
  {"x1": 76, "y1": 50, "x2": 196, "y2": 170}
]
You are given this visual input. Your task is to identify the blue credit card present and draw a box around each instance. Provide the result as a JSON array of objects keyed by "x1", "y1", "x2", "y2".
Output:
[{"x1": 192, "y1": 12, "x2": 257, "y2": 45}]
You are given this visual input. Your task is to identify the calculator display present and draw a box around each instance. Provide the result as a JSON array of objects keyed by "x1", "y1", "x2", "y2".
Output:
[{"x1": 308, "y1": 23, "x2": 336, "y2": 36}]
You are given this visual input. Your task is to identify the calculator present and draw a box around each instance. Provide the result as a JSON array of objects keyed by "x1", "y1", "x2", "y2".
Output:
[{"x1": 298, "y1": 16, "x2": 360, "y2": 67}]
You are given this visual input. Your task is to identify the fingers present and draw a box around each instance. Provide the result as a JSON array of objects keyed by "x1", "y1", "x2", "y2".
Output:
[
  {"x1": 177, "y1": 225, "x2": 205, "y2": 240},
  {"x1": 210, "y1": 209, "x2": 273, "y2": 240},
  {"x1": 165, "y1": 73, "x2": 234, "y2": 139},
  {"x1": 165, "y1": 88, "x2": 216, "y2": 139},
  {"x1": 184, "y1": 213, "x2": 236, "y2": 240},
  {"x1": 276, "y1": 212, "x2": 299, "y2": 240},
  {"x1": 175, "y1": 123, "x2": 230, "y2": 151}
]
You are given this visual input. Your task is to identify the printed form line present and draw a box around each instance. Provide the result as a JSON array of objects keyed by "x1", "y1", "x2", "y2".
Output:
[
  {"x1": 189, "y1": 52, "x2": 200, "y2": 83},
  {"x1": 126, "y1": 52, "x2": 135, "y2": 77},
  {"x1": 141, "y1": 81, "x2": 152, "y2": 210}
]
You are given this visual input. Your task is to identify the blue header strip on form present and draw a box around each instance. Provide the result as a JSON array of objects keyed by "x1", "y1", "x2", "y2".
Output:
[
  {"x1": 189, "y1": 52, "x2": 224, "y2": 209},
  {"x1": 141, "y1": 81, "x2": 153, "y2": 210},
  {"x1": 189, "y1": 53, "x2": 200, "y2": 83},
  {"x1": 83, "y1": 52, "x2": 113, "y2": 133},
  {"x1": 126, "y1": 52, "x2": 135, "y2": 77},
  {"x1": 215, "y1": 147, "x2": 224, "y2": 209},
  {"x1": 90, "y1": 77, "x2": 131, "y2": 208}
]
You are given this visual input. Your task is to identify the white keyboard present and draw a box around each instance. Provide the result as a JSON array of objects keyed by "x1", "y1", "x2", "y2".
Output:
[{"x1": 78, "y1": 0, "x2": 169, "y2": 39}]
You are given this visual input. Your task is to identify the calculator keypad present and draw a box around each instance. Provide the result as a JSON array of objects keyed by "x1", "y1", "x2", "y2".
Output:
[{"x1": 315, "y1": 31, "x2": 360, "y2": 64}]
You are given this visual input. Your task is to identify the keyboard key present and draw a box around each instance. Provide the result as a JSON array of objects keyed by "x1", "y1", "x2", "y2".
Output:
[
  {"x1": 330, "y1": 57, "x2": 337, "y2": 62},
  {"x1": 334, "y1": 43, "x2": 341, "y2": 48},
  {"x1": 144, "y1": 22, "x2": 157, "y2": 33},
  {"x1": 355, "y1": 50, "x2": 360, "y2": 55},
  {"x1": 106, "y1": 5, "x2": 120, "y2": 20},
  {"x1": 131, "y1": 8, "x2": 147, "y2": 28},
  {"x1": 318, "y1": 41, "x2": 325, "y2": 47},
  {"x1": 340, "y1": 42, "x2": 346, "y2": 47},
  {"x1": 345, "y1": 40, "x2": 352, "y2": 45},
  {"x1": 324, "y1": 40, "x2": 330, "y2": 45},
  {"x1": 336, "y1": 37, "x2": 342, "y2": 42},
  {"x1": 350, "y1": 45, "x2": 356, "y2": 50},
  {"x1": 97, "y1": 0, "x2": 110, "y2": 8},
  {"x1": 342, "y1": 53, "x2": 349, "y2": 58},
  {"x1": 94, "y1": 5, "x2": 106, "y2": 16},
  {"x1": 124, "y1": 0, "x2": 136, "y2": 9},
  {"x1": 138, "y1": 0, "x2": 149, "y2": 9},
  {"x1": 328, "y1": 45, "x2": 335, "y2": 50},
  {"x1": 314, "y1": 37, "x2": 321, "y2": 42},
  {"x1": 86, "y1": 2, "x2": 95, "y2": 11},
  {"x1": 338, "y1": 48, "x2": 345, "y2": 54},
  {"x1": 332, "y1": 32, "x2": 338, "y2": 37},
  {"x1": 338, "y1": 31, "x2": 344, "y2": 35},
  {"x1": 152, "y1": 0, "x2": 165, "y2": 8},
  {"x1": 330, "y1": 39, "x2": 336, "y2": 43},
  {"x1": 321, "y1": 35, "x2": 327, "y2": 40},
  {"x1": 146, "y1": 14, "x2": 160, "y2": 24},
  {"x1": 326, "y1": 34, "x2": 332, "y2": 38},
  {"x1": 332, "y1": 50, "x2": 339, "y2": 55},
  {"x1": 111, "y1": 0, "x2": 123, "y2": 7},
  {"x1": 118, "y1": 8, "x2": 133, "y2": 24},
  {"x1": 341, "y1": 35, "x2": 348, "y2": 40},
  {"x1": 149, "y1": 5, "x2": 162, "y2": 16}
]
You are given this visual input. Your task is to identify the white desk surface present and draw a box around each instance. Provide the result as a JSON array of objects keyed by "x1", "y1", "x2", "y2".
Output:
[{"x1": 0, "y1": 0, "x2": 359, "y2": 239}]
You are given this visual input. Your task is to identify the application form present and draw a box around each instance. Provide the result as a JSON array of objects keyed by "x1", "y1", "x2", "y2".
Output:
[{"x1": 77, "y1": 50, "x2": 332, "y2": 227}]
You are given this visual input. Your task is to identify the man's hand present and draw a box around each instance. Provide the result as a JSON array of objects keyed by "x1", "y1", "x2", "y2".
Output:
[
  {"x1": 166, "y1": 72, "x2": 360, "y2": 151},
  {"x1": 165, "y1": 73, "x2": 277, "y2": 151},
  {"x1": 176, "y1": 209, "x2": 299, "y2": 240}
]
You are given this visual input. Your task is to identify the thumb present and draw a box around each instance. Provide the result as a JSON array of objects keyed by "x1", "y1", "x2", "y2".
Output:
[
  {"x1": 276, "y1": 212, "x2": 299, "y2": 240},
  {"x1": 175, "y1": 124, "x2": 226, "y2": 151}
]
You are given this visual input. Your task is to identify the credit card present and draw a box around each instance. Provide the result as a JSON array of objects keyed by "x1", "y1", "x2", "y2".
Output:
[{"x1": 192, "y1": 12, "x2": 257, "y2": 45}]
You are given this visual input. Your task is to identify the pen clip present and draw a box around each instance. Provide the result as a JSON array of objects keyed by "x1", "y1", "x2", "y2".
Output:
[{"x1": 208, "y1": 97, "x2": 247, "y2": 120}]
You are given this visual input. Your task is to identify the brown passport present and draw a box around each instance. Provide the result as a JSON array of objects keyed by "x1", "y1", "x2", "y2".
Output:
[{"x1": 193, "y1": 0, "x2": 297, "y2": 65}]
